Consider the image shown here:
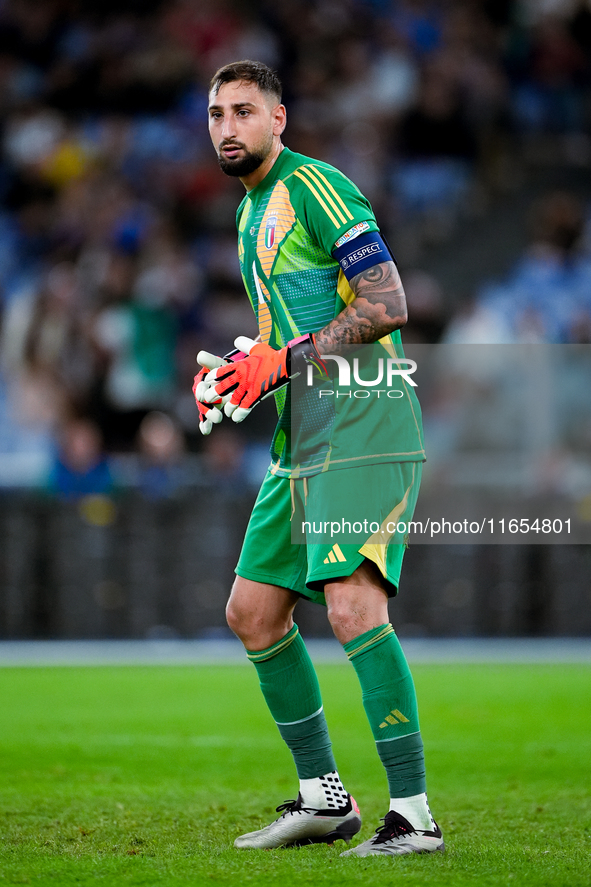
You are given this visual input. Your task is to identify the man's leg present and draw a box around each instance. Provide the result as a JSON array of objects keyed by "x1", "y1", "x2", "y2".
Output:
[
  {"x1": 226, "y1": 576, "x2": 361, "y2": 848},
  {"x1": 226, "y1": 577, "x2": 337, "y2": 781},
  {"x1": 324, "y1": 560, "x2": 444, "y2": 857}
]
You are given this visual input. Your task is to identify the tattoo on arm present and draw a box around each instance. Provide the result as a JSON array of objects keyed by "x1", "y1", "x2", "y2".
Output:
[{"x1": 314, "y1": 261, "x2": 407, "y2": 353}]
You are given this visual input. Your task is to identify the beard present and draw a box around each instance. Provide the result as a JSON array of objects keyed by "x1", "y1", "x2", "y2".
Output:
[{"x1": 217, "y1": 134, "x2": 273, "y2": 177}]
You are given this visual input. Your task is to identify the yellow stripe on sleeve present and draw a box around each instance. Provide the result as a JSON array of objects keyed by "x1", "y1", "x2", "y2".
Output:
[
  {"x1": 308, "y1": 166, "x2": 354, "y2": 222},
  {"x1": 293, "y1": 169, "x2": 340, "y2": 227},
  {"x1": 299, "y1": 166, "x2": 349, "y2": 226}
]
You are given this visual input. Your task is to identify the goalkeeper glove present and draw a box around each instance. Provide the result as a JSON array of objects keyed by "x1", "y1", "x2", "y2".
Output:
[
  {"x1": 193, "y1": 347, "x2": 248, "y2": 435},
  {"x1": 200, "y1": 334, "x2": 326, "y2": 423}
]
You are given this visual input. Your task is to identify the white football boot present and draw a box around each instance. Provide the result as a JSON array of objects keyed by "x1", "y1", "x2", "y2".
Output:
[
  {"x1": 234, "y1": 792, "x2": 361, "y2": 849},
  {"x1": 341, "y1": 809, "x2": 444, "y2": 857}
]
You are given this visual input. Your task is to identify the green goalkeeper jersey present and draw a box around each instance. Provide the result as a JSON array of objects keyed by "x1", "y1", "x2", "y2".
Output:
[{"x1": 236, "y1": 146, "x2": 425, "y2": 478}]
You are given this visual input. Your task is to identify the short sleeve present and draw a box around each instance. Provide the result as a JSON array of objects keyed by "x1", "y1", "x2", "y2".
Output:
[{"x1": 288, "y1": 161, "x2": 380, "y2": 257}]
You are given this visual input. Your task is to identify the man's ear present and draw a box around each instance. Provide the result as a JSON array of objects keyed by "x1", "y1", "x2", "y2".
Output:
[{"x1": 273, "y1": 103, "x2": 287, "y2": 136}]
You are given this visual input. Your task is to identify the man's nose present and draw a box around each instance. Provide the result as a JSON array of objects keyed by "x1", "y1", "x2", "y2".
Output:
[{"x1": 221, "y1": 116, "x2": 236, "y2": 140}]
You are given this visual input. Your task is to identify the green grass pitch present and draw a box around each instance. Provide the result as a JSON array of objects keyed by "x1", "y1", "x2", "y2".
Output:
[{"x1": 0, "y1": 662, "x2": 589, "y2": 886}]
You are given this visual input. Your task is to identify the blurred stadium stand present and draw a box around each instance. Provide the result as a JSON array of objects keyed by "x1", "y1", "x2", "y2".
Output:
[{"x1": 0, "y1": 0, "x2": 590, "y2": 638}]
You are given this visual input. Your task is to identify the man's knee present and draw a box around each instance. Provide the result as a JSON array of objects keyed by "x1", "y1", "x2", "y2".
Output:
[
  {"x1": 225, "y1": 576, "x2": 297, "y2": 650},
  {"x1": 325, "y1": 565, "x2": 390, "y2": 644},
  {"x1": 225, "y1": 580, "x2": 259, "y2": 639},
  {"x1": 326, "y1": 597, "x2": 387, "y2": 645},
  {"x1": 225, "y1": 591, "x2": 248, "y2": 639},
  {"x1": 326, "y1": 597, "x2": 360, "y2": 638}
]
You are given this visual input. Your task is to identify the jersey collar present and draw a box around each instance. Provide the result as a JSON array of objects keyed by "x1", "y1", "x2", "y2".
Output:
[{"x1": 245, "y1": 147, "x2": 292, "y2": 202}]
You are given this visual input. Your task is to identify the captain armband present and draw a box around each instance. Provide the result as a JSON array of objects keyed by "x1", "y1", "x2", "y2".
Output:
[{"x1": 332, "y1": 230, "x2": 395, "y2": 282}]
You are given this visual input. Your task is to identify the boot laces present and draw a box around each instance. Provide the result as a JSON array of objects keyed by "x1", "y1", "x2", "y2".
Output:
[
  {"x1": 373, "y1": 810, "x2": 417, "y2": 844},
  {"x1": 275, "y1": 794, "x2": 316, "y2": 818}
]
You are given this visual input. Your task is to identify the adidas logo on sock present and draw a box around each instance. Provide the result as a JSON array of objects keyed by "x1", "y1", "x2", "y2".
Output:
[
  {"x1": 379, "y1": 709, "x2": 410, "y2": 729},
  {"x1": 324, "y1": 544, "x2": 347, "y2": 564}
]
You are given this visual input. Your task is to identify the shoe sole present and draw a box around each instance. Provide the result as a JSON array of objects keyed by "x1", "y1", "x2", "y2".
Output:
[
  {"x1": 287, "y1": 815, "x2": 362, "y2": 848},
  {"x1": 341, "y1": 839, "x2": 445, "y2": 857}
]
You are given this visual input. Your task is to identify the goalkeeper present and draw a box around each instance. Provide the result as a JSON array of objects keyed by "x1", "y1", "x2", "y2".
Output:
[{"x1": 193, "y1": 59, "x2": 444, "y2": 858}]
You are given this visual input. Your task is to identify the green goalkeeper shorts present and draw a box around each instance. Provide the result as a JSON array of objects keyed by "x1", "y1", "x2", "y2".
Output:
[{"x1": 235, "y1": 461, "x2": 422, "y2": 606}]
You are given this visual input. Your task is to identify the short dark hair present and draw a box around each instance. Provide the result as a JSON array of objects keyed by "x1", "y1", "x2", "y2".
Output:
[{"x1": 209, "y1": 60, "x2": 282, "y2": 103}]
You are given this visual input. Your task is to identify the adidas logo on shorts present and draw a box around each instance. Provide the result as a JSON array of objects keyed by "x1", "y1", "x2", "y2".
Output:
[{"x1": 324, "y1": 544, "x2": 347, "y2": 564}]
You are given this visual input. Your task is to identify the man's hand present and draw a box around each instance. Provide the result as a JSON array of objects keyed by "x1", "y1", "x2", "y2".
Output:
[
  {"x1": 200, "y1": 334, "x2": 325, "y2": 423},
  {"x1": 193, "y1": 347, "x2": 249, "y2": 434},
  {"x1": 193, "y1": 353, "x2": 226, "y2": 436}
]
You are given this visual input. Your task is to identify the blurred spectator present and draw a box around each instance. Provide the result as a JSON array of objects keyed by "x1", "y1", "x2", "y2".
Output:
[
  {"x1": 201, "y1": 424, "x2": 246, "y2": 492},
  {"x1": 444, "y1": 191, "x2": 591, "y2": 344},
  {"x1": 393, "y1": 72, "x2": 477, "y2": 221},
  {"x1": 2, "y1": 260, "x2": 95, "y2": 400},
  {"x1": 136, "y1": 410, "x2": 186, "y2": 499},
  {"x1": 329, "y1": 34, "x2": 418, "y2": 127},
  {"x1": 510, "y1": 13, "x2": 588, "y2": 136},
  {"x1": 389, "y1": 0, "x2": 444, "y2": 58},
  {"x1": 89, "y1": 247, "x2": 180, "y2": 448},
  {"x1": 48, "y1": 416, "x2": 113, "y2": 499}
]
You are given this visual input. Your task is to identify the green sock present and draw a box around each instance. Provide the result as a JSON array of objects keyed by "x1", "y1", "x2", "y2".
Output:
[
  {"x1": 246, "y1": 624, "x2": 337, "y2": 780},
  {"x1": 343, "y1": 623, "x2": 427, "y2": 797}
]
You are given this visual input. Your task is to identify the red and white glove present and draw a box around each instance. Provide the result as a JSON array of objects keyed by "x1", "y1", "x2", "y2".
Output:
[
  {"x1": 193, "y1": 347, "x2": 248, "y2": 435},
  {"x1": 200, "y1": 334, "x2": 326, "y2": 424}
]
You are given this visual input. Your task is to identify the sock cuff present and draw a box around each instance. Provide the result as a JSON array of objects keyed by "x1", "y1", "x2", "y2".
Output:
[
  {"x1": 246, "y1": 624, "x2": 299, "y2": 663},
  {"x1": 343, "y1": 623, "x2": 395, "y2": 660},
  {"x1": 275, "y1": 705, "x2": 323, "y2": 727}
]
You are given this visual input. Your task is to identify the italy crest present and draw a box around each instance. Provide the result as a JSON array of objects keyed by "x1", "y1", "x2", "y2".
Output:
[{"x1": 264, "y1": 215, "x2": 277, "y2": 249}]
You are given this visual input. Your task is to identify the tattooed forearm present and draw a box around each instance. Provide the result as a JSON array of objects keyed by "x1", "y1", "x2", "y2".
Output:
[{"x1": 314, "y1": 260, "x2": 407, "y2": 353}]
